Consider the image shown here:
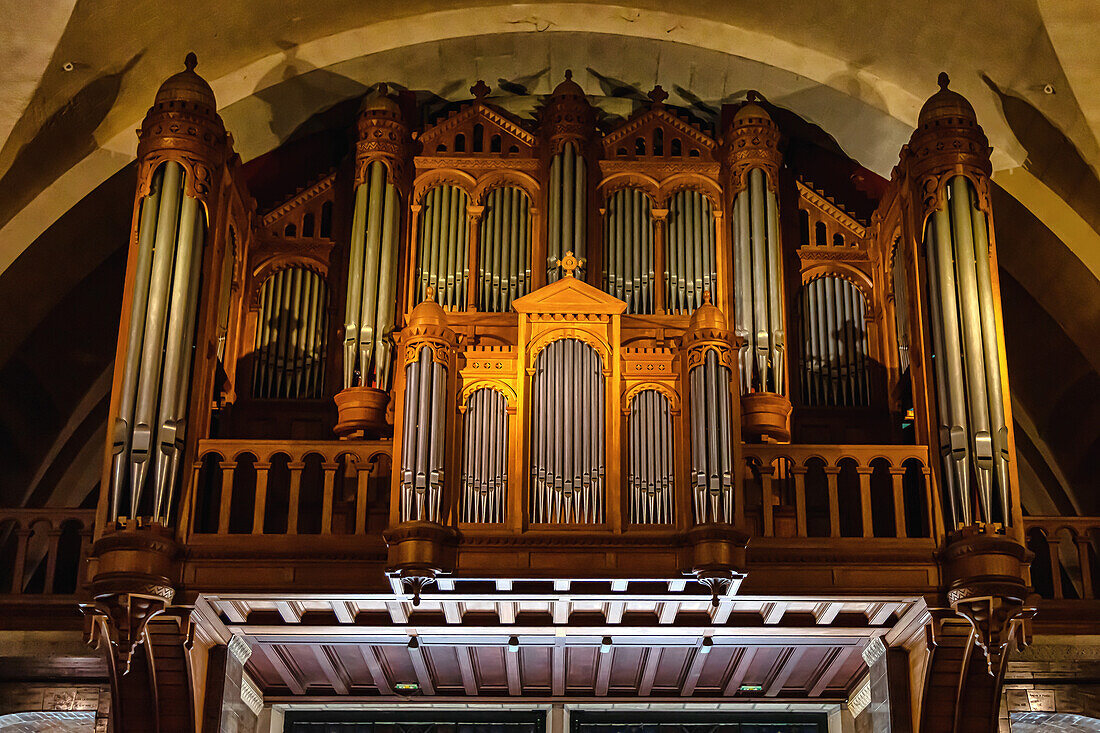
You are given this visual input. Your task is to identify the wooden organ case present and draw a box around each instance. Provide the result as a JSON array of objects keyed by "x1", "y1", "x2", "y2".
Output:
[{"x1": 87, "y1": 59, "x2": 1034, "y2": 721}]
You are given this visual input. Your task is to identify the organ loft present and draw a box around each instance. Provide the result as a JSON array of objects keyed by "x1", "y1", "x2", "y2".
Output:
[{"x1": 2, "y1": 32, "x2": 1098, "y2": 733}]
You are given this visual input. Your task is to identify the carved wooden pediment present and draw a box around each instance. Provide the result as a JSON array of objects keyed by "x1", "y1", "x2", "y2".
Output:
[
  {"x1": 603, "y1": 102, "x2": 715, "y2": 163},
  {"x1": 419, "y1": 95, "x2": 536, "y2": 157},
  {"x1": 512, "y1": 273, "x2": 627, "y2": 316},
  {"x1": 259, "y1": 171, "x2": 336, "y2": 239}
]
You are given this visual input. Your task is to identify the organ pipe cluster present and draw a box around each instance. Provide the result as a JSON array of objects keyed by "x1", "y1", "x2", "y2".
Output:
[
  {"x1": 732, "y1": 167, "x2": 785, "y2": 395},
  {"x1": 689, "y1": 348, "x2": 736, "y2": 523},
  {"x1": 891, "y1": 241, "x2": 911, "y2": 374},
  {"x1": 344, "y1": 160, "x2": 401, "y2": 390},
  {"x1": 799, "y1": 276, "x2": 870, "y2": 407},
  {"x1": 923, "y1": 176, "x2": 1009, "y2": 527},
  {"x1": 252, "y1": 267, "x2": 329, "y2": 399},
  {"x1": 478, "y1": 186, "x2": 532, "y2": 311},
  {"x1": 602, "y1": 189, "x2": 655, "y2": 314},
  {"x1": 461, "y1": 388, "x2": 509, "y2": 523},
  {"x1": 666, "y1": 190, "x2": 718, "y2": 314},
  {"x1": 627, "y1": 390, "x2": 674, "y2": 524},
  {"x1": 417, "y1": 185, "x2": 471, "y2": 308},
  {"x1": 546, "y1": 142, "x2": 587, "y2": 282},
  {"x1": 529, "y1": 339, "x2": 604, "y2": 524},
  {"x1": 110, "y1": 162, "x2": 206, "y2": 522},
  {"x1": 399, "y1": 346, "x2": 449, "y2": 522}
]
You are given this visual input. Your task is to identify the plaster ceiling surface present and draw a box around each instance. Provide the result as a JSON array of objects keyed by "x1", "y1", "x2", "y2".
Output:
[{"x1": 1, "y1": 0, "x2": 1098, "y2": 280}]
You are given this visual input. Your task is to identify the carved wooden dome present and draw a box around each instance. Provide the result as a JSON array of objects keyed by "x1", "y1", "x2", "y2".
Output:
[
  {"x1": 917, "y1": 72, "x2": 976, "y2": 127},
  {"x1": 154, "y1": 52, "x2": 216, "y2": 110}
]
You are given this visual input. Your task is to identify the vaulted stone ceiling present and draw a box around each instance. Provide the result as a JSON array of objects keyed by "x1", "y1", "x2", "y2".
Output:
[{"x1": 0, "y1": 0, "x2": 1097, "y2": 512}]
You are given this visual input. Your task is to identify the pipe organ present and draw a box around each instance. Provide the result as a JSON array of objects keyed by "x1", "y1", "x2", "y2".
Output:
[{"x1": 96, "y1": 59, "x2": 1028, "y2": 623}]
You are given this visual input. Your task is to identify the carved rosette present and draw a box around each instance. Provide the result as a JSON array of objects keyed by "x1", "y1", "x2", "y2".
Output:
[
  {"x1": 135, "y1": 53, "x2": 230, "y2": 208},
  {"x1": 898, "y1": 73, "x2": 994, "y2": 222},
  {"x1": 81, "y1": 521, "x2": 183, "y2": 674},
  {"x1": 355, "y1": 84, "x2": 413, "y2": 191},
  {"x1": 939, "y1": 524, "x2": 1036, "y2": 674},
  {"x1": 722, "y1": 95, "x2": 782, "y2": 197},
  {"x1": 540, "y1": 70, "x2": 598, "y2": 156}
]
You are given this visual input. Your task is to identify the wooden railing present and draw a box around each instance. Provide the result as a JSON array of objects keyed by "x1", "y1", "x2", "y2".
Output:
[
  {"x1": 1024, "y1": 516, "x2": 1100, "y2": 600},
  {"x1": 741, "y1": 444, "x2": 935, "y2": 540},
  {"x1": 187, "y1": 439, "x2": 392, "y2": 537},
  {"x1": 0, "y1": 508, "x2": 95, "y2": 596}
]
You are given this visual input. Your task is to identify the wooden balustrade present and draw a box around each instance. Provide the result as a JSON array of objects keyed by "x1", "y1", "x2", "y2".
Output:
[
  {"x1": 740, "y1": 444, "x2": 935, "y2": 540},
  {"x1": 0, "y1": 508, "x2": 95, "y2": 596},
  {"x1": 1024, "y1": 516, "x2": 1100, "y2": 600},
  {"x1": 188, "y1": 440, "x2": 393, "y2": 537}
]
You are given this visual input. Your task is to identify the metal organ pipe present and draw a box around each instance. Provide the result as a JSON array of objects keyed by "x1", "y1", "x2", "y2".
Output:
[
  {"x1": 922, "y1": 175, "x2": 1010, "y2": 527},
  {"x1": 628, "y1": 390, "x2": 674, "y2": 524},
  {"x1": 478, "y1": 186, "x2": 532, "y2": 312},
  {"x1": 602, "y1": 189, "x2": 655, "y2": 313},
  {"x1": 663, "y1": 190, "x2": 717, "y2": 315},
  {"x1": 689, "y1": 349, "x2": 735, "y2": 523},
  {"x1": 417, "y1": 185, "x2": 470, "y2": 309},
  {"x1": 732, "y1": 168, "x2": 785, "y2": 395},
  {"x1": 799, "y1": 276, "x2": 870, "y2": 407},
  {"x1": 547, "y1": 143, "x2": 585, "y2": 282},
  {"x1": 253, "y1": 268, "x2": 329, "y2": 400},
  {"x1": 400, "y1": 346, "x2": 448, "y2": 523},
  {"x1": 530, "y1": 339, "x2": 604, "y2": 524}
]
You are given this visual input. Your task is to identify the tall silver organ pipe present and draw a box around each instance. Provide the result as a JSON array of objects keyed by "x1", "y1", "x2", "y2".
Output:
[
  {"x1": 627, "y1": 389, "x2": 674, "y2": 524},
  {"x1": 923, "y1": 175, "x2": 1009, "y2": 527},
  {"x1": 689, "y1": 349, "x2": 735, "y2": 523},
  {"x1": 478, "y1": 186, "x2": 531, "y2": 311},
  {"x1": 215, "y1": 228, "x2": 236, "y2": 363},
  {"x1": 890, "y1": 241, "x2": 911, "y2": 373},
  {"x1": 461, "y1": 388, "x2": 509, "y2": 523},
  {"x1": 731, "y1": 168, "x2": 785, "y2": 394},
  {"x1": 417, "y1": 185, "x2": 470, "y2": 309},
  {"x1": 252, "y1": 267, "x2": 329, "y2": 400},
  {"x1": 799, "y1": 277, "x2": 870, "y2": 407},
  {"x1": 665, "y1": 190, "x2": 717, "y2": 314},
  {"x1": 530, "y1": 339, "x2": 604, "y2": 524},
  {"x1": 400, "y1": 346, "x2": 448, "y2": 523},
  {"x1": 344, "y1": 160, "x2": 401, "y2": 390},
  {"x1": 602, "y1": 189, "x2": 654, "y2": 313},
  {"x1": 546, "y1": 142, "x2": 586, "y2": 282},
  {"x1": 109, "y1": 161, "x2": 207, "y2": 522}
]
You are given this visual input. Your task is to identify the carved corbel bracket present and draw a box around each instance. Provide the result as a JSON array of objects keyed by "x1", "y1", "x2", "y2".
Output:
[
  {"x1": 682, "y1": 523, "x2": 750, "y2": 606},
  {"x1": 383, "y1": 520, "x2": 458, "y2": 606}
]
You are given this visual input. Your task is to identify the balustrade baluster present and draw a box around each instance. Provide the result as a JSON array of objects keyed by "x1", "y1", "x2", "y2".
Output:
[
  {"x1": 791, "y1": 466, "x2": 807, "y2": 537},
  {"x1": 287, "y1": 461, "x2": 304, "y2": 534},
  {"x1": 10, "y1": 528, "x2": 31, "y2": 594},
  {"x1": 734, "y1": 461, "x2": 746, "y2": 528},
  {"x1": 1075, "y1": 535, "x2": 1094, "y2": 599},
  {"x1": 355, "y1": 460, "x2": 371, "y2": 535},
  {"x1": 218, "y1": 461, "x2": 236, "y2": 534},
  {"x1": 825, "y1": 466, "x2": 841, "y2": 538},
  {"x1": 856, "y1": 466, "x2": 874, "y2": 538},
  {"x1": 890, "y1": 467, "x2": 907, "y2": 538},
  {"x1": 761, "y1": 465, "x2": 775, "y2": 537},
  {"x1": 1048, "y1": 536, "x2": 1064, "y2": 599},
  {"x1": 252, "y1": 462, "x2": 271, "y2": 535},
  {"x1": 77, "y1": 528, "x2": 92, "y2": 589},
  {"x1": 322, "y1": 462, "x2": 339, "y2": 534},
  {"x1": 43, "y1": 528, "x2": 61, "y2": 593}
]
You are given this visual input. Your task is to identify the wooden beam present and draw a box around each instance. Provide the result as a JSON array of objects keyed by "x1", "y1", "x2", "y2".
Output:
[
  {"x1": 386, "y1": 601, "x2": 409, "y2": 623},
  {"x1": 456, "y1": 647, "x2": 478, "y2": 696},
  {"x1": 638, "y1": 647, "x2": 662, "y2": 695},
  {"x1": 814, "y1": 602, "x2": 841, "y2": 625},
  {"x1": 274, "y1": 601, "x2": 302, "y2": 624},
  {"x1": 553, "y1": 600, "x2": 570, "y2": 624},
  {"x1": 332, "y1": 601, "x2": 356, "y2": 624},
  {"x1": 220, "y1": 600, "x2": 249, "y2": 624},
  {"x1": 766, "y1": 647, "x2": 807, "y2": 697},
  {"x1": 553, "y1": 580, "x2": 571, "y2": 592},
  {"x1": 610, "y1": 580, "x2": 629, "y2": 592},
  {"x1": 710, "y1": 600, "x2": 733, "y2": 625},
  {"x1": 605, "y1": 601, "x2": 624, "y2": 624},
  {"x1": 595, "y1": 647, "x2": 613, "y2": 696},
  {"x1": 809, "y1": 646, "x2": 858, "y2": 697},
  {"x1": 552, "y1": 642, "x2": 566, "y2": 696},
  {"x1": 505, "y1": 648, "x2": 522, "y2": 695},
  {"x1": 407, "y1": 640, "x2": 435, "y2": 696},
  {"x1": 495, "y1": 579, "x2": 513, "y2": 591},
  {"x1": 311, "y1": 645, "x2": 349, "y2": 695},
  {"x1": 657, "y1": 602, "x2": 678, "y2": 624},
  {"x1": 442, "y1": 601, "x2": 463, "y2": 625},
  {"x1": 498, "y1": 601, "x2": 516, "y2": 624},
  {"x1": 436, "y1": 578, "x2": 455, "y2": 591},
  {"x1": 680, "y1": 645, "x2": 709, "y2": 697},
  {"x1": 256, "y1": 644, "x2": 305, "y2": 695},
  {"x1": 357, "y1": 645, "x2": 391, "y2": 695},
  {"x1": 723, "y1": 647, "x2": 757, "y2": 695},
  {"x1": 763, "y1": 602, "x2": 788, "y2": 625},
  {"x1": 668, "y1": 580, "x2": 687, "y2": 592},
  {"x1": 868, "y1": 602, "x2": 898, "y2": 626}
]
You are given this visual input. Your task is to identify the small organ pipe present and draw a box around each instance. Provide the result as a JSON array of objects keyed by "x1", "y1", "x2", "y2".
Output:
[
  {"x1": 548, "y1": 154, "x2": 562, "y2": 279},
  {"x1": 373, "y1": 182, "x2": 400, "y2": 389},
  {"x1": 685, "y1": 191, "x2": 697, "y2": 311},
  {"x1": 110, "y1": 167, "x2": 163, "y2": 517},
  {"x1": 561, "y1": 146, "x2": 575, "y2": 283},
  {"x1": 508, "y1": 189, "x2": 520, "y2": 308},
  {"x1": 749, "y1": 170, "x2": 769, "y2": 391},
  {"x1": 734, "y1": 192, "x2": 752, "y2": 391},
  {"x1": 358, "y1": 161, "x2": 386, "y2": 383},
  {"x1": 765, "y1": 188, "x2": 783, "y2": 392}
]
